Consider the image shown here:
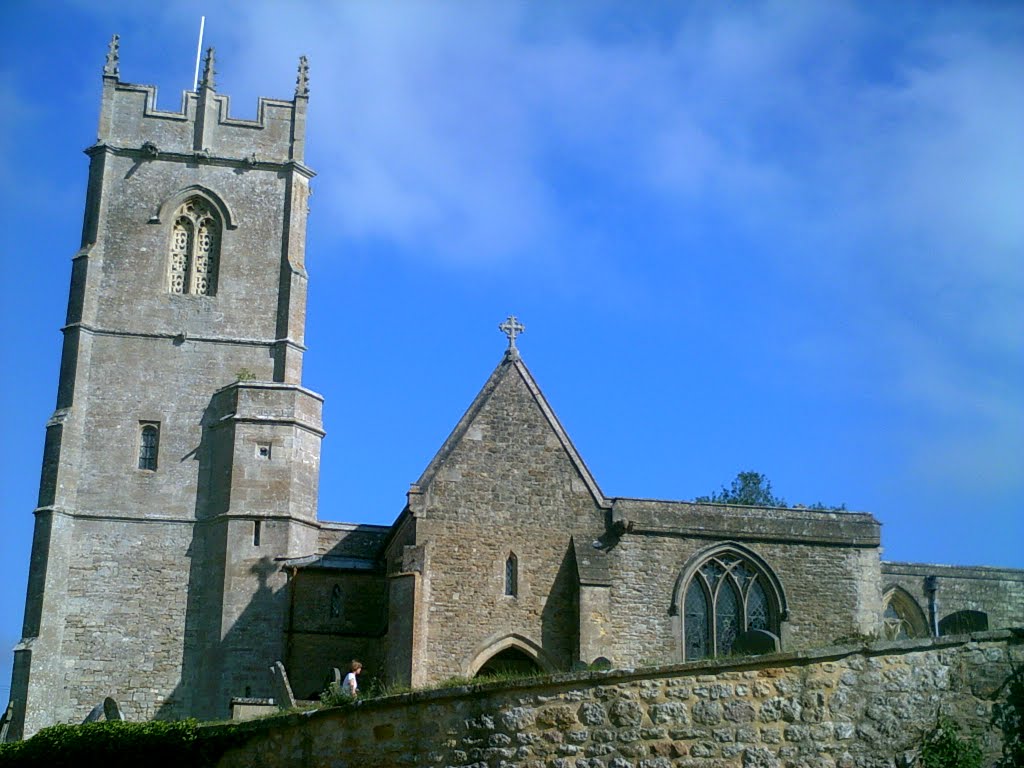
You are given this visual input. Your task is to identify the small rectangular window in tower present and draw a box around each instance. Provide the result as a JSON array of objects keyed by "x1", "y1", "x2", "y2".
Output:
[
  {"x1": 505, "y1": 553, "x2": 518, "y2": 597},
  {"x1": 253, "y1": 520, "x2": 262, "y2": 547},
  {"x1": 256, "y1": 442, "x2": 272, "y2": 460},
  {"x1": 138, "y1": 423, "x2": 160, "y2": 471}
]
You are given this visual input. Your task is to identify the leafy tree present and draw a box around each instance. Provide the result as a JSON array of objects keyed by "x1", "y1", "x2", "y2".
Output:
[
  {"x1": 695, "y1": 471, "x2": 785, "y2": 507},
  {"x1": 695, "y1": 471, "x2": 847, "y2": 510}
]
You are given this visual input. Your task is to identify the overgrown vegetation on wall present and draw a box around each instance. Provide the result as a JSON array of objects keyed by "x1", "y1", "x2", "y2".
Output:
[
  {"x1": 0, "y1": 719, "x2": 250, "y2": 768},
  {"x1": 918, "y1": 718, "x2": 983, "y2": 768},
  {"x1": 992, "y1": 664, "x2": 1024, "y2": 768}
]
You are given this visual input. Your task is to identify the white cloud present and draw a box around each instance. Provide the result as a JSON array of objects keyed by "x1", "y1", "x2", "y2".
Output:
[{"x1": 74, "y1": 1, "x2": 1022, "y2": 487}]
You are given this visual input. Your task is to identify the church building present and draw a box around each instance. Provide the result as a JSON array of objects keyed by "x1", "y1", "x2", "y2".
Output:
[{"x1": 7, "y1": 40, "x2": 1023, "y2": 741}]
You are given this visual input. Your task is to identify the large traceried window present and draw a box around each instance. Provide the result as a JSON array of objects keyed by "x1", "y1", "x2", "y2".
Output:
[
  {"x1": 680, "y1": 548, "x2": 782, "y2": 661},
  {"x1": 169, "y1": 197, "x2": 220, "y2": 296}
]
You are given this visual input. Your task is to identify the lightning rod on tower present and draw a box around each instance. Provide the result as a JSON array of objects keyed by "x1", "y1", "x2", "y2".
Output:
[{"x1": 192, "y1": 16, "x2": 206, "y2": 91}]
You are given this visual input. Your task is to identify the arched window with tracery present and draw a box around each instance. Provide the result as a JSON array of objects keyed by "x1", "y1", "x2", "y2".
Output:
[
  {"x1": 881, "y1": 587, "x2": 929, "y2": 639},
  {"x1": 678, "y1": 547, "x2": 783, "y2": 661},
  {"x1": 169, "y1": 197, "x2": 220, "y2": 295}
]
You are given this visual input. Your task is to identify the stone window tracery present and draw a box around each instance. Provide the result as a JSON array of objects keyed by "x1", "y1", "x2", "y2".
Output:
[
  {"x1": 881, "y1": 587, "x2": 929, "y2": 639},
  {"x1": 680, "y1": 551, "x2": 781, "y2": 661},
  {"x1": 168, "y1": 197, "x2": 220, "y2": 295}
]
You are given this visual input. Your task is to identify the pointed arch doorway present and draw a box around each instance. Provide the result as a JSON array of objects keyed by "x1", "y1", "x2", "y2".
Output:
[
  {"x1": 474, "y1": 647, "x2": 541, "y2": 678},
  {"x1": 466, "y1": 633, "x2": 556, "y2": 679}
]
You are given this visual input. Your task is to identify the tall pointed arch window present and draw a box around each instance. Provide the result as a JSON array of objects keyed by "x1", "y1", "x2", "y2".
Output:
[
  {"x1": 680, "y1": 549, "x2": 782, "y2": 661},
  {"x1": 169, "y1": 197, "x2": 220, "y2": 296},
  {"x1": 881, "y1": 587, "x2": 929, "y2": 639},
  {"x1": 505, "y1": 553, "x2": 518, "y2": 597}
]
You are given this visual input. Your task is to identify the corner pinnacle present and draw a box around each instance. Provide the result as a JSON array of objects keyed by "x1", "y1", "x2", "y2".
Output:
[
  {"x1": 103, "y1": 34, "x2": 120, "y2": 78},
  {"x1": 296, "y1": 55, "x2": 310, "y2": 98},
  {"x1": 200, "y1": 47, "x2": 216, "y2": 90}
]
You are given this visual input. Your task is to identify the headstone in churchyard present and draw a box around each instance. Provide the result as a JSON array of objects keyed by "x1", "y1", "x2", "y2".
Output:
[
  {"x1": 327, "y1": 667, "x2": 343, "y2": 698},
  {"x1": 82, "y1": 696, "x2": 126, "y2": 723},
  {"x1": 732, "y1": 629, "x2": 780, "y2": 656},
  {"x1": 0, "y1": 702, "x2": 14, "y2": 742},
  {"x1": 103, "y1": 697, "x2": 123, "y2": 721},
  {"x1": 270, "y1": 660, "x2": 297, "y2": 709}
]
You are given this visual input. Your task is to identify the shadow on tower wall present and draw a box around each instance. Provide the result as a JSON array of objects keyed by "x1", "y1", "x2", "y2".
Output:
[
  {"x1": 541, "y1": 544, "x2": 580, "y2": 671},
  {"x1": 155, "y1": 395, "x2": 288, "y2": 721}
]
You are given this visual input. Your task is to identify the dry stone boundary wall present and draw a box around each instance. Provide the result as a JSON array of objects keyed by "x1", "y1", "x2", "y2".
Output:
[{"x1": 213, "y1": 630, "x2": 1021, "y2": 768}]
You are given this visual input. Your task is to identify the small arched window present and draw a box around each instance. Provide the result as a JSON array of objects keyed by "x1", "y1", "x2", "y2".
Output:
[
  {"x1": 169, "y1": 197, "x2": 220, "y2": 295},
  {"x1": 679, "y1": 548, "x2": 782, "y2": 661},
  {"x1": 505, "y1": 553, "x2": 518, "y2": 597},
  {"x1": 138, "y1": 423, "x2": 159, "y2": 471},
  {"x1": 938, "y1": 610, "x2": 988, "y2": 636}
]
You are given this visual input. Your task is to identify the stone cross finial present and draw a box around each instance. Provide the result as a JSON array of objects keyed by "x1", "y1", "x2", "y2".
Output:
[
  {"x1": 200, "y1": 47, "x2": 216, "y2": 90},
  {"x1": 295, "y1": 55, "x2": 310, "y2": 98},
  {"x1": 103, "y1": 34, "x2": 120, "y2": 78},
  {"x1": 499, "y1": 315, "x2": 525, "y2": 358}
]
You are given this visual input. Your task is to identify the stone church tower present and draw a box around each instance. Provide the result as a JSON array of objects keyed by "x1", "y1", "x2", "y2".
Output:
[{"x1": 8, "y1": 39, "x2": 323, "y2": 738}]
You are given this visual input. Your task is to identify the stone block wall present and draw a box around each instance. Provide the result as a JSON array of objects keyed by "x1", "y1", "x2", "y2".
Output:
[
  {"x1": 410, "y1": 362, "x2": 605, "y2": 682},
  {"x1": 882, "y1": 561, "x2": 1024, "y2": 633},
  {"x1": 604, "y1": 536, "x2": 882, "y2": 668},
  {"x1": 213, "y1": 630, "x2": 1023, "y2": 768},
  {"x1": 10, "y1": 53, "x2": 318, "y2": 739},
  {"x1": 286, "y1": 570, "x2": 389, "y2": 698},
  {"x1": 63, "y1": 517, "x2": 192, "y2": 723},
  {"x1": 317, "y1": 523, "x2": 391, "y2": 558},
  {"x1": 103, "y1": 82, "x2": 302, "y2": 163}
]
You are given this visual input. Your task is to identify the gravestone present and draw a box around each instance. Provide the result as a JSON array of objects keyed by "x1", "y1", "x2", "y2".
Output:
[
  {"x1": 103, "y1": 697, "x2": 123, "y2": 721},
  {"x1": 0, "y1": 702, "x2": 13, "y2": 743},
  {"x1": 82, "y1": 696, "x2": 124, "y2": 723},
  {"x1": 270, "y1": 660, "x2": 297, "y2": 709},
  {"x1": 732, "y1": 629, "x2": 780, "y2": 656}
]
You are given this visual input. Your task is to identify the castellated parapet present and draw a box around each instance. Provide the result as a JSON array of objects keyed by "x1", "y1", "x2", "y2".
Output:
[{"x1": 8, "y1": 39, "x2": 321, "y2": 740}]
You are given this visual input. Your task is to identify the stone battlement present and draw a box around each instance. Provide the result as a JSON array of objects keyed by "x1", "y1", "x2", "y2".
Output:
[{"x1": 95, "y1": 37, "x2": 309, "y2": 165}]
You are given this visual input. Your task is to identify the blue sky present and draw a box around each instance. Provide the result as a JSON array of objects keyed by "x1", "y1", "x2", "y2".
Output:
[{"x1": 1, "y1": 1, "x2": 1022, "y2": 702}]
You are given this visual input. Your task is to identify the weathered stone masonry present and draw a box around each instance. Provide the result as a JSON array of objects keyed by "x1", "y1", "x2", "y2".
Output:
[
  {"x1": 9, "y1": 42, "x2": 320, "y2": 739},
  {"x1": 213, "y1": 631, "x2": 1023, "y2": 768}
]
